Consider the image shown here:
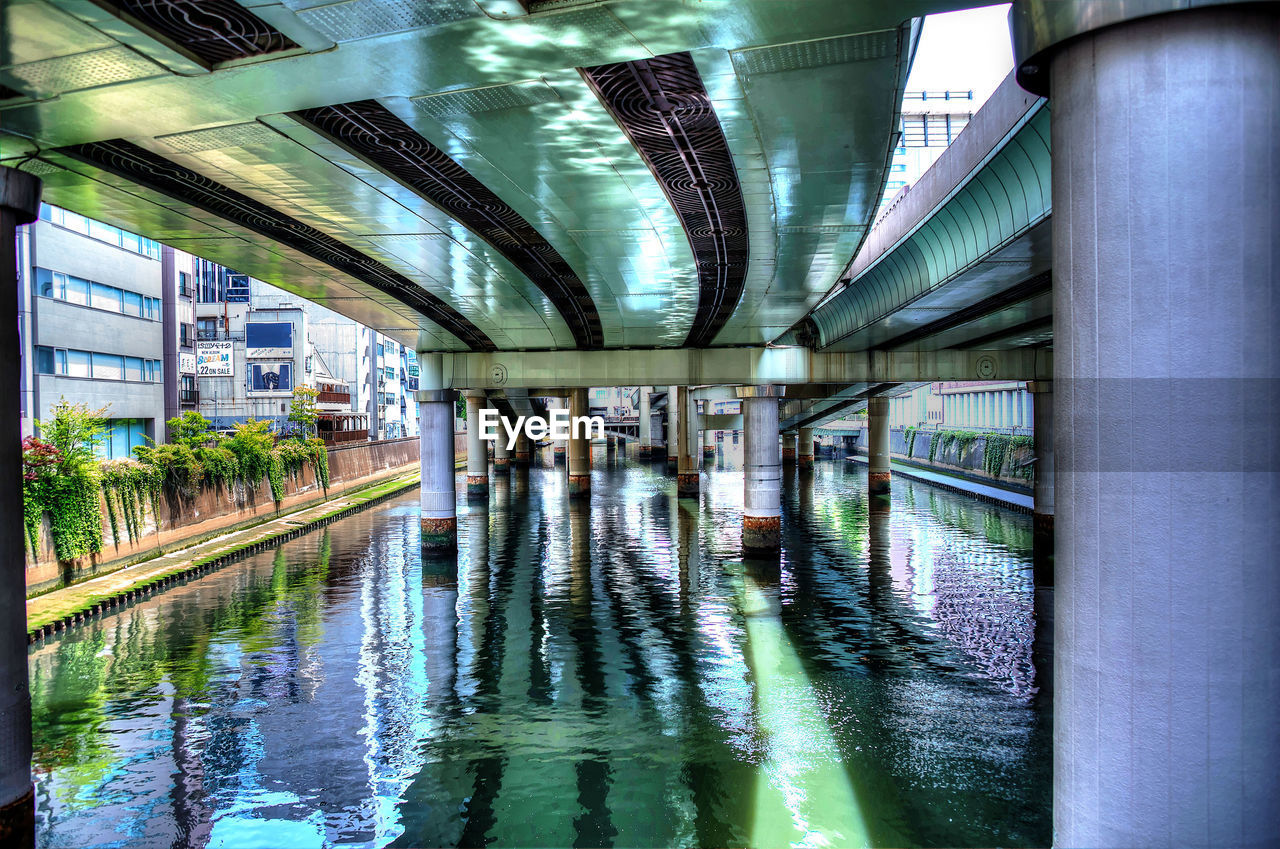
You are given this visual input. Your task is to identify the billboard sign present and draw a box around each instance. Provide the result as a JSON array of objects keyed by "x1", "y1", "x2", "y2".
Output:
[
  {"x1": 245, "y1": 321, "x2": 293, "y2": 358},
  {"x1": 249, "y1": 362, "x2": 292, "y2": 393},
  {"x1": 179, "y1": 352, "x2": 196, "y2": 374},
  {"x1": 196, "y1": 341, "x2": 233, "y2": 376}
]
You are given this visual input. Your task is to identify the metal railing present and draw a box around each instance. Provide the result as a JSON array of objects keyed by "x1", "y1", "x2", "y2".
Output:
[
  {"x1": 196, "y1": 329, "x2": 244, "y2": 341},
  {"x1": 179, "y1": 388, "x2": 199, "y2": 405}
]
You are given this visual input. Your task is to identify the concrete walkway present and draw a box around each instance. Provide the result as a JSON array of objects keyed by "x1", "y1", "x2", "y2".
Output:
[
  {"x1": 846, "y1": 455, "x2": 1034, "y2": 511},
  {"x1": 27, "y1": 469, "x2": 422, "y2": 636}
]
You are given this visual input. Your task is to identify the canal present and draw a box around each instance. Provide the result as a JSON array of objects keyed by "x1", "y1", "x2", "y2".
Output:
[{"x1": 29, "y1": 455, "x2": 1051, "y2": 848}]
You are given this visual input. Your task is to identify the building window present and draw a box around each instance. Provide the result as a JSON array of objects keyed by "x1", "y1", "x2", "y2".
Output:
[
  {"x1": 92, "y1": 352, "x2": 123, "y2": 380},
  {"x1": 98, "y1": 418, "x2": 149, "y2": 460},
  {"x1": 66, "y1": 276, "x2": 89, "y2": 306},
  {"x1": 34, "y1": 347, "x2": 158, "y2": 381},
  {"x1": 178, "y1": 271, "x2": 192, "y2": 297},
  {"x1": 91, "y1": 281, "x2": 121, "y2": 313},
  {"x1": 39, "y1": 204, "x2": 161, "y2": 260},
  {"x1": 34, "y1": 346, "x2": 56, "y2": 374},
  {"x1": 33, "y1": 266, "x2": 159, "y2": 319},
  {"x1": 122, "y1": 290, "x2": 144, "y2": 316},
  {"x1": 67, "y1": 350, "x2": 90, "y2": 378}
]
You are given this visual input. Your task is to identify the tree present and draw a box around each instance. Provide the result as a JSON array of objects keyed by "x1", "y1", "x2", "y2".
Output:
[
  {"x1": 38, "y1": 400, "x2": 108, "y2": 474},
  {"x1": 167, "y1": 410, "x2": 213, "y2": 449},
  {"x1": 288, "y1": 385, "x2": 320, "y2": 438}
]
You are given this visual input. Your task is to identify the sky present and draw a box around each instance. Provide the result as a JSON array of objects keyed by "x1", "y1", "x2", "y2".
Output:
[{"x1": 905, "y1": 3, "x2": 1015, "y2": 107}]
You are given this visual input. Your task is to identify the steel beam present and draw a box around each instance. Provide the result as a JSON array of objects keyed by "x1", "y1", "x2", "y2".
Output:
[{"x1": 430, "y1": 347, "x2": 1051, "y2": 390}]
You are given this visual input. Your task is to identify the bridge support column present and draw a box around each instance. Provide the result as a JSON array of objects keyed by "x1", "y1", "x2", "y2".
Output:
[
  {"x1": 798, "y1": 427, "x2": 814, "y2": 470},
  {"x1": 1013, "y1": 4, "x2": 1280, "y2": 845},
  {"x1": 781, "y1": 430, "x2": 796, "y2": 465},
  {"x1": 667, "y1": 385, "x2": 680, "y2": 472},
  {"x1": 464, "y1": 392, "x2": 488, "y2": 500},
  {"x1": 418, "y1": 388, "x2": 458, "y2": 551},
  {"x1": 567, "y1": 388, "x2": 590, "y2": 499},
  {"x1": 493, "y1": 414, "x2": 511, "y2": 476},
  {"x1": 867, "y1": 397, "x2": 890, "y2": 496},
  {"x1": 676, "y1": 387, "x2": 698, "y2": 497},
  {"x1": 742, "y1": 390, "x2": 782, "y2": 551},
  {"x1": 1, "y1": 166, "x2": 39, "y2": 848},
  {"x1": 638, "y1": 386, "x2": 652, "y2": 459},
  {"x1": 1029, "y1": 381, "x2": 1053, "y2": 586},
  {"x1": 550, "y1": 398, "x2": 566, "y2": 464},
  {"x1": 514, "y1": 431, "x2": 531, "y2": 467}
]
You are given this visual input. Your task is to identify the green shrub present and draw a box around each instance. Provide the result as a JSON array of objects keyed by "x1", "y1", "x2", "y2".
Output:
[
  {"x1": 134, "y1": 442, "x2": 203, "y2": 500},
  {"x1": 196, "y1": 445, "x2": 238, "y2": 488},
  {"x1": 24, "y1": 401, "x2": 108, "y2": 560},
  {"x1": 225, "y1": 419, "x2": 275, "y2": 488}
]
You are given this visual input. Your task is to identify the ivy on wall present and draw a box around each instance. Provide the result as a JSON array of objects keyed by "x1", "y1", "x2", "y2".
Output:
[
  {"x1": 983, "y1": 433, "x2": 1034, "y2": 481},
  {"x1": 928, "y1": 429, "x2": 979, "y2": 463},
  {"x1": 24, "y1": 404, "x2": 332, "y2": 564},
  {"x1": 905, "y1": 426, "x2": 919, "y2": 458}
]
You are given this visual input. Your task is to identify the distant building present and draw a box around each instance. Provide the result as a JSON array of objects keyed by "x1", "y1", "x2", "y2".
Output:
[
  {"x1": 879, "y1": 89, "x2": 976, "y2": 217},
  {"x1": 17, "y1": 204, "x2": 175, "y2": 458},
  {"x1": 244, "y1": 278, "x2": 414, "y2": 441},
  {"x1": 886, "y1": 381, "x2": 1032, "y2": 432}
]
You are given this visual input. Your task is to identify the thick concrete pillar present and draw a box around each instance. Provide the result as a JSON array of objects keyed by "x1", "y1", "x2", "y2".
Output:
[
  {"x1": 676, "y1": 387, "x2": 698, "y2": 497},
  {"x1": 550, "y1": 398, "x2": 566, "y2": 464},
  {"x1": 666, "y1": 385, "x2": 679, "y2": 470},
  {"x1": 741, "y1": 390, "x2": 782, "y2": 551},
  {"x1": 464, "y1": 392, "x2": 488, "y2": 500},
  {"x1": 780, "y1": 430, "x2": 796, "y2": 465},
  {"x1": 637, "y1": 386, "x2": 652, "y2": 458},
  {"x1": 1, "y1": 166, "x2": 40, "y2": 847},
  {"x1": 514, "y1": 431, "x2": 531, "y2": 467},
  {"x1": 867, "y1": 396, "x2": 890, "y2": 496},
  {"x1": 1029, "y1": 380, "x2": 1053, "y2": 585},
  {"x1": 493, "y1": 414, "x2": 511, "y2": 476},
  {"x1": 1012, "y1": 3, "x2": 1280, "y2": 845},
  {"x1": 419, "y1": 395, "x2": 458, "y2": 550},
  {"x1": 798, "y1": 426, "x2": 814, "y2": 470},
  {"x1": 567, "y1": 388, "x2": 590, "y2": 498}
]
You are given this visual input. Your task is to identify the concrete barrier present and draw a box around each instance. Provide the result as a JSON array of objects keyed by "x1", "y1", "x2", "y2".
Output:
[{"x1": 25, "y1": 437, "x2": 419, "y2": 597}]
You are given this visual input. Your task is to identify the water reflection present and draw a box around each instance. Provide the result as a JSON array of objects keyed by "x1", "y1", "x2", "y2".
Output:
[{"x1": 31, "y1": 458, "x2": 1049, "y2": 849}]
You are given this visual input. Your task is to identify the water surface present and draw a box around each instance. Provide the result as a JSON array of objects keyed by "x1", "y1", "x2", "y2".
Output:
[{"x1": 31, "y1": 454, "x2": 1050, "y2": 848}]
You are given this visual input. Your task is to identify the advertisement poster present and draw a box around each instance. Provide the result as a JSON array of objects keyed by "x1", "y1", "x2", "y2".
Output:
[
  {"x1": 245, "y1": 321, "x2": 293, "y2": 359},
  {"x1": 178, "y1": 352, "x2": 196, "y2": 374},
  {"x1": 195, "y1": 341, "x2": 232, "y2": 376},
  {"x1": 248, "y1": 362, "x2": 292, "y2": 393}
]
